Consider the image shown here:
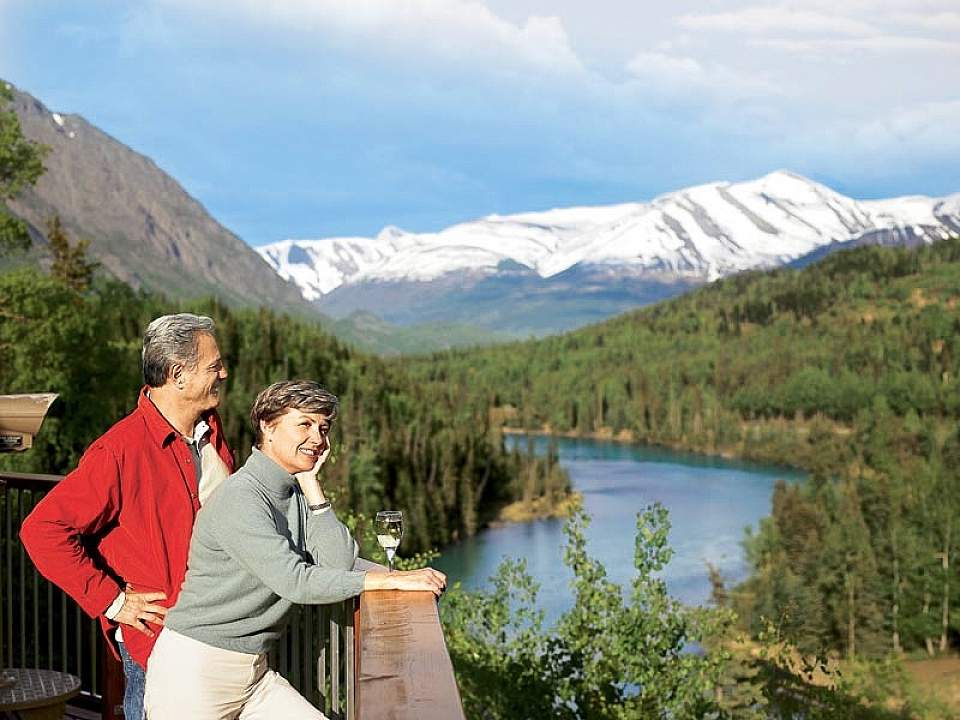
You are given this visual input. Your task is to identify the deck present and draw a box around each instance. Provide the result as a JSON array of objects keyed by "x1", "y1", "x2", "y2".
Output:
[{"x1": 1, "y1": 471, "x2": 464, "y2": 719}]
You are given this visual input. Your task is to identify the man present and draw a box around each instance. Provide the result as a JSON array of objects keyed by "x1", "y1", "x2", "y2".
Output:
[{"x1": 21, "y1": 313, "x2": 234, "y2": 720}]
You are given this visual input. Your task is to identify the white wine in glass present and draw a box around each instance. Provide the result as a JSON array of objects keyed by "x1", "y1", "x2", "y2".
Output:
[{"x1": 375, "y1": 510, "x2": 403, "y2": 572}]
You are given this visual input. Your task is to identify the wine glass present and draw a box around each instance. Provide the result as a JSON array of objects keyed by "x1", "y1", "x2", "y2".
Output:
[{"x1": 375, "y1": 510, "x2": 403, "y2": 572}]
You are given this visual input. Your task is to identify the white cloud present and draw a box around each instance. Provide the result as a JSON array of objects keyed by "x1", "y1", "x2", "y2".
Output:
[
  {"x1": 844, "y1": 35, "x2": 960, "y2": 52},
  {"x1": 3, "y1": 0, "x2": 956, "y2": 230},
  {"x1": 854, "y1": 99, "x2": 960, "y2": 154},
  {"x1": 148, "y1": 0, "x2": 585, "y2": 78},
  {"x1": 889, "y1": 11, "x2": 960, "y2": 33},
  {"x1": 624, "y1": 50, "x2": 776, "y2": 102},
  {"x1": 754, "y1": 35, "x2": 960, "y2": 54},
  {"x1": 677, "y1": 7, "x2": 878, "y2": 36},
  {"x1": 626, "y1": 52, "x2": 703, "y2": 83}
]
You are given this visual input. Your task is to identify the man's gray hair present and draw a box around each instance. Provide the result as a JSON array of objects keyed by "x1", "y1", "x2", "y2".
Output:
[
  {"x1": 142, "y1": 313, "x2": 217, "y2": 387},
  {"x1": 250, "y1": 380, "x2": 339, "y2": 448}
]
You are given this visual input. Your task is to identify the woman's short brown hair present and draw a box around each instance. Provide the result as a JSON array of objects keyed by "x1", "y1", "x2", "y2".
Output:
[{"x1": 250, "y1": 380, "x2": 339, "y2": 448}]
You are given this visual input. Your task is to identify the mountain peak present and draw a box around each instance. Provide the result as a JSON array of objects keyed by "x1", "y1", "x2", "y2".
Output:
[
  {"x1": 258, "y1": 171, "x2": 958, "y2": 334},
  {"x1": 761, "y1": 168, "x2": 811, "y2": 182},
  {"x1": 377, "y1": 225, "x2": 407, "y2": 241}
]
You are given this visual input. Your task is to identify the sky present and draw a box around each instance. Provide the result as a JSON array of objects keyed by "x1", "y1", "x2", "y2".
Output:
[{"x1": 0, "y1": 0, "x2": 957, "y2": 246}]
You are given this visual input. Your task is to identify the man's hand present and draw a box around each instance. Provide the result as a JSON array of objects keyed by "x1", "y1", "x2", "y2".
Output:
[{"x1": 114, "y1": 588, "x2": 168, "y2": 638}]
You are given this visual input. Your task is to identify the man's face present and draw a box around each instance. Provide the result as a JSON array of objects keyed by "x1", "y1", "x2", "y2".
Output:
[{"x1": 176, "y1": 333, "x2": 228, "y2": 413}]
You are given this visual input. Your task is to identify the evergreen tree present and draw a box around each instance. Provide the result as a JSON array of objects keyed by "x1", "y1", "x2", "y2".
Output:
[
  {"x1": 0, "y1": 83, "x2": 47, "y2": 253},
  {"x1": 46, "y1": 215, "x2": 98, "y2": 291}
]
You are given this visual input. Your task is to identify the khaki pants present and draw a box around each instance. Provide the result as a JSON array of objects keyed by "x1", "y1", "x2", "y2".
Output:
[{"x1": 145, "y1": 629, "x2": 327, "y2": 720}]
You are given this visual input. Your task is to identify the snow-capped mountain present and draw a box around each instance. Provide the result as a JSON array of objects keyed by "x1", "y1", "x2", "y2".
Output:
[{"x1": 257, "y1": 171, "x2": 959, "y2": 334}]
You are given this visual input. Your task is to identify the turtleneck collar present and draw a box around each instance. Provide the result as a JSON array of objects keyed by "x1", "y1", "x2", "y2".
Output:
[{"x1": 245, "y1": 447, "x2": 297, "y2": 497}]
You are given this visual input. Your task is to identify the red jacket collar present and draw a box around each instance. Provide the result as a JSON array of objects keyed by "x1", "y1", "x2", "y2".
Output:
[{"x1": 137, "y1": 386, "x2": 222, "y2": 448}]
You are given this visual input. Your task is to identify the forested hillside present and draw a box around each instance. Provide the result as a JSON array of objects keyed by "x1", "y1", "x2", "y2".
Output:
[
  {"x1": 0, "y1": 266, "x2": 569, "y2": 553},
  {"x1": 0, "y1": 81, "x2": 568, "y2": 556},
  {"x1": 408, "y1": 238, "x2": 960, "y2": 660}
]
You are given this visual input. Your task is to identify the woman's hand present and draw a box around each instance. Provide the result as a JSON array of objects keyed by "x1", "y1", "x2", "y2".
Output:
[
  {"x1": 295, "y1": 445, "x2": 331, "y2": 506},
  {"x1": 363, "y1": 567, "x2": 447, "y2": 598}
]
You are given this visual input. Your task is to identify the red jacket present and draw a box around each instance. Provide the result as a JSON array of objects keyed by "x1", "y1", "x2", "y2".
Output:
[{"x1": 20, "y1": 387, "x2": 235, "y2": 669}]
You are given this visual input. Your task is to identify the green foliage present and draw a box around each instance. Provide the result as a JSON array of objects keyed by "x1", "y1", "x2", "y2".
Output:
[
  {"x1": 441, "y1": 499, "x2": 952, "y2": 718},
  {"x1": 46, "y1": 215, "x2": 98, "y2": 291},
  {"x1": 442, "y1": 501, "x2": 735, "y2": 719},
  {"x1": 407, "y1": 238, "x2": 960, "y2": 458},
  {"x1": 0, "y1": 269, "x2": 142, "y2": 472},
  {"x1": 414, "y1": 238, "x2": 960, "y2": 665},
  {"x1": 329, "y1": 312, "x2": 508, "y2": 356},
  {"x1": 0, "y1": 266, "x2": 565, "y2": 553},
  {"x1": 0, "y1": 82, "x2": 48, "y2": 254}
]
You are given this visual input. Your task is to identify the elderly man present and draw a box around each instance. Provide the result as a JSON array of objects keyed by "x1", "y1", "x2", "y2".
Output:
[{"x1": 21, "y1": 313, "x2": 234, "y2": 720}]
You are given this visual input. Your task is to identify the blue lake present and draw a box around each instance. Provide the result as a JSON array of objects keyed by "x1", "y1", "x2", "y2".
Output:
[{"x1": 435, "y1": 435, "x2": 805, "y2": 625}]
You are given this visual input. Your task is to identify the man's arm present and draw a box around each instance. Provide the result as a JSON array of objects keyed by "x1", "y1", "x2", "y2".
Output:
[{"x1": 20, "y1": 442, "x2": 127, "y2": 618}]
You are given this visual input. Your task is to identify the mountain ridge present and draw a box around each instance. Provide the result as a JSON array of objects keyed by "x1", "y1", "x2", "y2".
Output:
[
  {"x1": 2, "y1": 82, "x2": 309, "y2": 311},
  {"x1": 259, "y1": 171, "x2": 959, "y2": 334}
]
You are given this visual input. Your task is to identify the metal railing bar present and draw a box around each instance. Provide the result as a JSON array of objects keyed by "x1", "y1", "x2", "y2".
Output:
[
  {"x1": 330, "y1": 605, "x2": 340, "y2": 720},
  {"x1": 18, "y1": 490, "x2": 26, "y2": 668},
  {"x1": 32, "y1": 546, "x2": 39, "y2": 666},
  {"x1": 292, "y1": 606, "x2": 301, "y2": 692},
  {"x1": 60, "y1": 578, "x2": 67, "y2": 673},
  {"x1": 90, "y1": 615, "x2": 98, "y2": 696},
  {"x1": 318, "y1": 605, "x2": 328, "y2": 715},
  {"x1": 3, "y1": 487, "x2": 11, "y2": 667},
  {"x1": 345, "y1": 602, "x2": 355, "y2": 720},
  {"x1": 75, "y1": 601, "x2": 82, "y2": 682},
  {"x1": 46, "y1": 579, "x2": 53, "y2": 673},
  {"x1": 304, "y1": 606, "x2": 314, "y2": 702}
]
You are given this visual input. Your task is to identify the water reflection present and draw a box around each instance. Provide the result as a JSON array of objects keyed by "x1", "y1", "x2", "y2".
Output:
[{"x1": 435, "y1": 435, "x2": 804, "y2": 626}]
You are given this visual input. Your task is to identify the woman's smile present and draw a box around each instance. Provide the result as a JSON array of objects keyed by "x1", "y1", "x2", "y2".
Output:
[{"x1": 261, "y1": 408, "x2": 332, "y2": 474}]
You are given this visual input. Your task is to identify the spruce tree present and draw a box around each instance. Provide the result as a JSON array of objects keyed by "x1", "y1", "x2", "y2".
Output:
[{"x1": 0, "y1": 83, "x2": 48, "y2": 253}]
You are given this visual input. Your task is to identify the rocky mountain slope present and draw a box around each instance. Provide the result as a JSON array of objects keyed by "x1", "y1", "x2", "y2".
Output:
[{"x1": 2, "y1": 83, "x2": 307, "y2": 310}]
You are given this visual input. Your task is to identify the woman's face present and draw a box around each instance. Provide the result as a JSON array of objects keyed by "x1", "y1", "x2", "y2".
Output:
[{"x1": 261, "y1": 408, "x2": 332, "y2": 474}]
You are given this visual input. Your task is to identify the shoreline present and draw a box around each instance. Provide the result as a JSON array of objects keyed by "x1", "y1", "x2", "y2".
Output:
[
  {"x1": 487, "y1": 418, "x2": 819, "y2": 529},
  {"x1": 490, "y1": 491, "x2": 582, "y2": 527},
  {"x1": 499, "y1": 425, "x2": 803, "y2": 471}
]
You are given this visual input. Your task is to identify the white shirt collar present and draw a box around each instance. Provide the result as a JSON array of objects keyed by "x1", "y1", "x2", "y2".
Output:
[{"x1": 184, "y1": 419, "x2": 211, "y2": 445}]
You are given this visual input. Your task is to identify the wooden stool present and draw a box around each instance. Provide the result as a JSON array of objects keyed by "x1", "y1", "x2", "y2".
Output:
[{"x1": 0, "y1": 668, "x2": 81, "y2": 720}]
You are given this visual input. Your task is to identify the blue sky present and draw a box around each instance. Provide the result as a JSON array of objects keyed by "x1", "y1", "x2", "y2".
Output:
[{"x1": 1, "y1": 0, "x2": 957, "y2": 246}]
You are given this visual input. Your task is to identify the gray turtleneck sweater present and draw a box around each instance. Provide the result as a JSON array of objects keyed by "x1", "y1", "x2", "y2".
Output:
[{"x1": 165, "y1": 448, "x2": 366, "y2": 655}]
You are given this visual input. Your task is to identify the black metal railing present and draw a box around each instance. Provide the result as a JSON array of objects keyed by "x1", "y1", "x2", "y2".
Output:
[
  {"x1": 0, "y1": 472, "x2": 103, "y2": 714},
  {"x1": 0, "y1": 471, "x2": 358, "y2": 719}
]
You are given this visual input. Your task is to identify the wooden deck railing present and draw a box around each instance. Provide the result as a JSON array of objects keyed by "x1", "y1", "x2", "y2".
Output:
[
  {"x1": 0, "y1": 471, "x2": 464, "y2": 719},
  {"x1": 357, "y1": 590, "x2": 466, "y2": 719}
]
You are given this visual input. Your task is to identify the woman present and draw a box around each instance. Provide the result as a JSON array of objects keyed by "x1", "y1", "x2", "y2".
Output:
[{"x1": 144, "y1": 380, "x2": 446, "y2": 719}]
